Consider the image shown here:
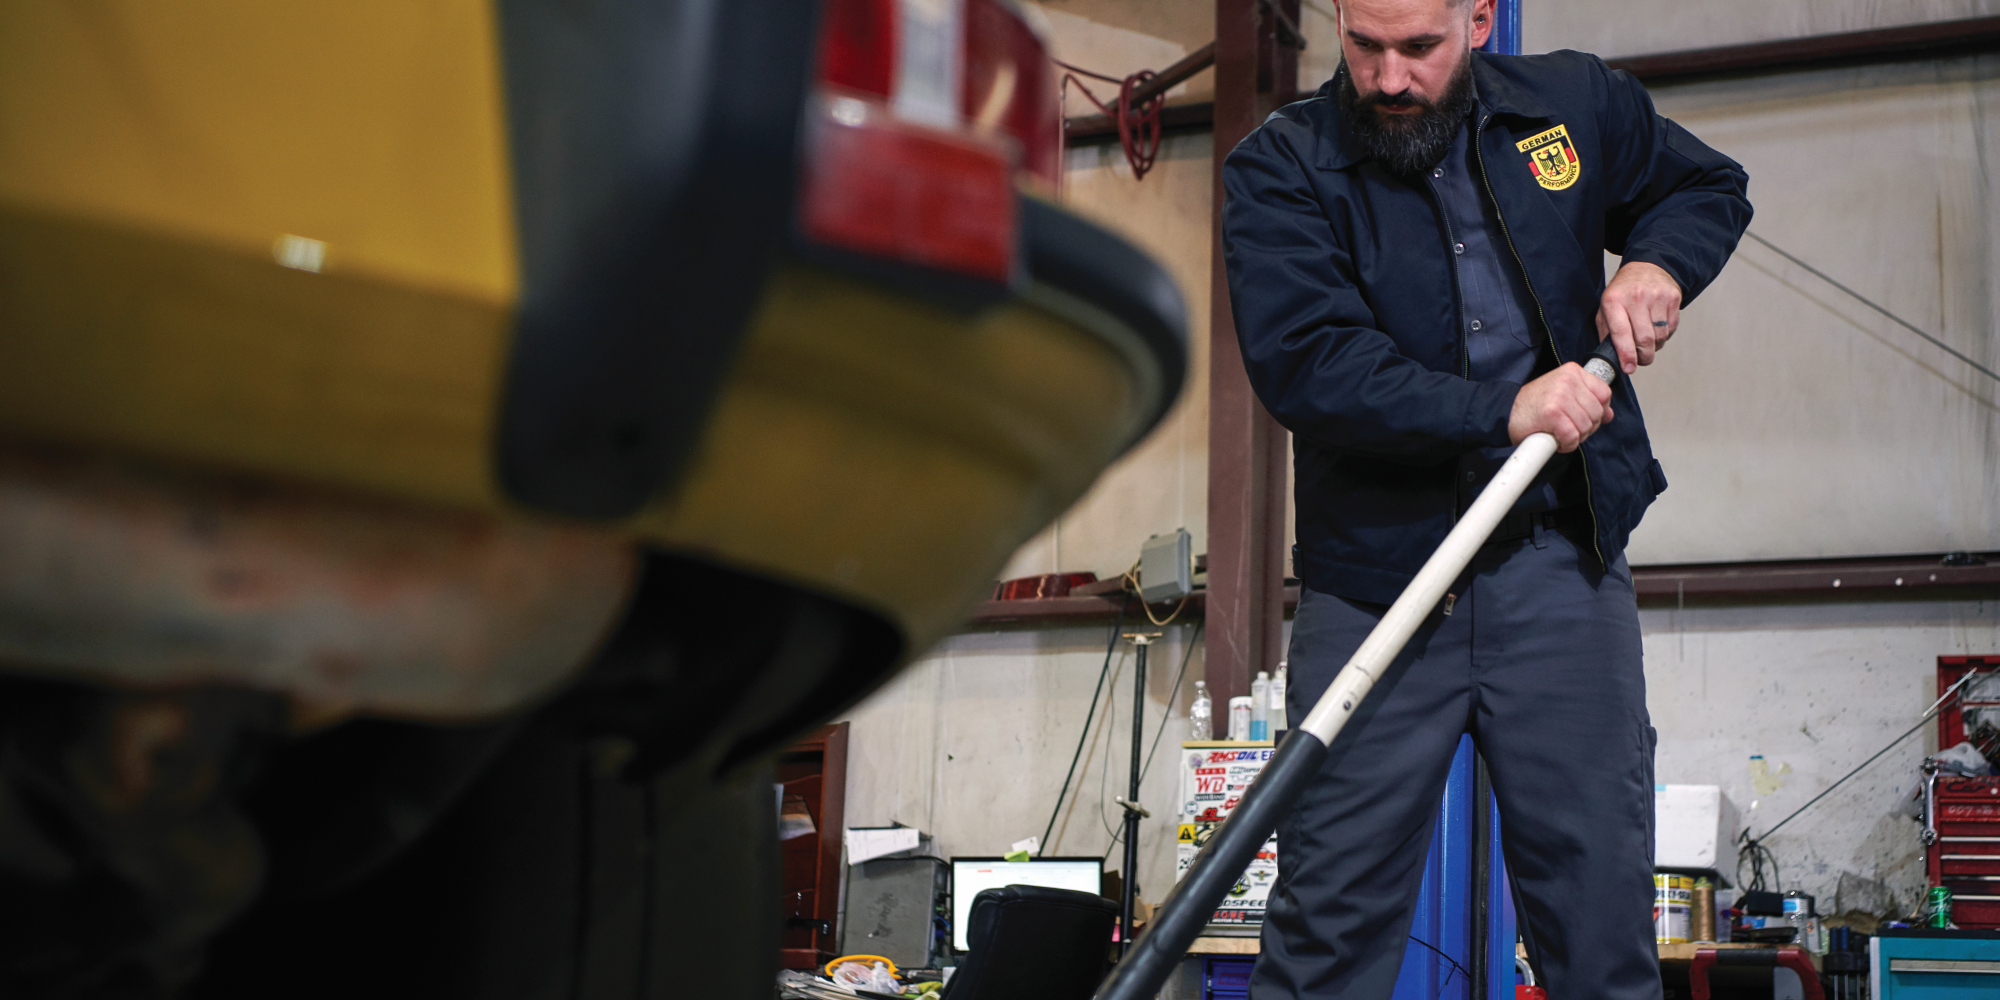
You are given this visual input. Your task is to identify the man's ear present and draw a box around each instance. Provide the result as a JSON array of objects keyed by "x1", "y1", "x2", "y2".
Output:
[{"x1": 1468, "y1": 0, "x2": 1495, "y2": 49}]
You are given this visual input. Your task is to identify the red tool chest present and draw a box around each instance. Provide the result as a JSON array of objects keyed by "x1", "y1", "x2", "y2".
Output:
[{"x1": 1927, "y1": 656, "x2": 2000, "y2": 929}]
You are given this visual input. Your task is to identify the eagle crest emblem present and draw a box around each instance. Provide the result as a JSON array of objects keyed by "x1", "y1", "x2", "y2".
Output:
[{"x1": 1516, "y1": 124, "x2": 1580, "y2": 191}]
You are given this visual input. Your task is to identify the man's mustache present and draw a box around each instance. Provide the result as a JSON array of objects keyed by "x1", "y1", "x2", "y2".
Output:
[{"x1": 1362, "y1": 90, "x2": 1434, "y2": 111}]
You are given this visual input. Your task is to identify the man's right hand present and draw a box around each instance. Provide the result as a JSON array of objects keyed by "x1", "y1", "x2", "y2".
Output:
[{"x1": 1509, "y1": 363, "x2": 1613, "y2": 453}]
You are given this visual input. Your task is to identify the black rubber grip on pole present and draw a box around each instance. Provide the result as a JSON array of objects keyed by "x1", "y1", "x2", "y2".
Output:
[{"x1": 1093, "y1": 729, "x2": 1330, "y2": 1000}]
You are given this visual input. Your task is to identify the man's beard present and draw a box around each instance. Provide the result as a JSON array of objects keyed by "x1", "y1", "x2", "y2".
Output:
[{"x1": 1337, "y1": 52, "x2": 1475, "y2": 179}]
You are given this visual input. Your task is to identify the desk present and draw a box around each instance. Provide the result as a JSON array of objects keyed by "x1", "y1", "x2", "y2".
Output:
[{"x1": 1187, "y1": 937, "x2": 1260, "y2": 955}]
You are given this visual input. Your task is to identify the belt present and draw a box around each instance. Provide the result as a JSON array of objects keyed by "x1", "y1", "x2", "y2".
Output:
[{"x1": 1484, "y1": 505, "x2": 1589, "y2": 546}]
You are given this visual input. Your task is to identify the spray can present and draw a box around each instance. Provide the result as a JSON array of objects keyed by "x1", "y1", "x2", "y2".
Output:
[
  {"x1": 1783, "y1": 890, "x2": 1821, "y2": 950},
  {"x1": 1654, "y1": 874, "x2": 1692, "y2": 944},
  {"x1": 1691, "y1": 877, "x2": 1716, "y2": 942},
  {"x1": 1270, "y1": 664, "x2": 1288, "y2": 732},
  {"x1": 1227, "y1": 697, "x2": 1253, "y2": 741}
]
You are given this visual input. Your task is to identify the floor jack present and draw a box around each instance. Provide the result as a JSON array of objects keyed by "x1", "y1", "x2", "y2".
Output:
[{"x1": 1096, "y1": 338, "x2": 1624, "y2": 1000}]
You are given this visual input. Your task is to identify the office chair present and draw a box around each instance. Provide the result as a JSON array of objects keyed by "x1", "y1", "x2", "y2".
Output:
[{"x1": 943, "y1": 885, "x2": 1120, "y2": 1000}]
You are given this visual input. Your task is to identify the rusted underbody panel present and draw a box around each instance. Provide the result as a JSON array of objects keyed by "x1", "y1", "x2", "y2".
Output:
[{"x1": 0, "y1": 445, "x2": 638, "y2": 723}]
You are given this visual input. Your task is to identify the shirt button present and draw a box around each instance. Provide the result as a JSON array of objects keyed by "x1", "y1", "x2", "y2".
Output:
[
  {"x1": 1469, "y1": 319, "x2": 1483, "y2": 332},
  {"x1": 1454, "y1": 242, "x2": 1465, "y2": 255},
  {"x1": 1466, "y1": 470, "x2": 1478, "y2": 482},
  {"x1": 1432, "y1": 167, "x2": 1444, "y2": 178}
]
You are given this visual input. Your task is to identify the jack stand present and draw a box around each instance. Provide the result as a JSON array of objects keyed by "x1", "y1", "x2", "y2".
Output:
[{"x1": 1118, "y1": 630, "x2": 1162, "y2": 958}]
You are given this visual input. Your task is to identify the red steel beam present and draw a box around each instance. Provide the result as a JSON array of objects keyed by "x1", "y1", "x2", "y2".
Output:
[{"x1": 1204, "y1": 0, "x2": 1290, "y2": 709}]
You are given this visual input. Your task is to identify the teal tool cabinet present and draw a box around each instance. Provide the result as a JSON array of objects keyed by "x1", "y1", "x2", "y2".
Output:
[{"x1": 1871, "y1": 928, "x2": 2000, "y2": 998}]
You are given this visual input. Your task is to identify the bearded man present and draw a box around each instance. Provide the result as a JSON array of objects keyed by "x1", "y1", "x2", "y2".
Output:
[{"x1": 1221, "y1": 1, "x2": 1750, "y2": 997}]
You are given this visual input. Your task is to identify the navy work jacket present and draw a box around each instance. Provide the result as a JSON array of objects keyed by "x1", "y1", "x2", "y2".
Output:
[{"x1": 1223, "y1": 50, "x2": 1751, "y2": 604}]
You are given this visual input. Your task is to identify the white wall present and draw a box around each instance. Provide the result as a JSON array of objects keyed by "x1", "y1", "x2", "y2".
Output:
[
  {"x1": 1626, "y1": 56, "x2": 2000, "y2": 563},
  {"x1": 1646, "y1": 598, "x2": 2000, "y2": 912}
]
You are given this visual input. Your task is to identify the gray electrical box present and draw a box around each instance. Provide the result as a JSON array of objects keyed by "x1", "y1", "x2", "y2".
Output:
[
  {"x1": 1139, "y1": 528, "x2": 1193, "y2": 605},
  {"x1": 840, "y1": 857, "x2": 947, "y2": 969}
]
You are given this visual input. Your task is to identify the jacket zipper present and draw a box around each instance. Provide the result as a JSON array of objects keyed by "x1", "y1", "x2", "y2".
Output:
[
  {"x1": 1471, "y1": 111, "x2": 1608, "y2": 569},
  {"x1": 1422, "y1": 169, "x2": 1471, "y2": 523}
]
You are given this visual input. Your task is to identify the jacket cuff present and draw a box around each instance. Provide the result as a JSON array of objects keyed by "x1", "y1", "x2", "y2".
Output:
[
  {"x1": 1463, "y1": 379, "x2": 1518, "y2": 449},
  {"x1": 1619, "y1": 247, "x2": 1697, "y2": 304}
]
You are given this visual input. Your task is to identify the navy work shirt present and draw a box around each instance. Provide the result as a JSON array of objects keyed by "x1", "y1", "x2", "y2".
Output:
[{"x1": 1430, "y1": 105, "x2": 1580, "y2": 516}]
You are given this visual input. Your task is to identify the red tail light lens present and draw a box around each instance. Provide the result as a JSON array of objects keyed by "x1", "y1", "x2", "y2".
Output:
[
  {"x1": 802, "y1": 0, "x2": 1059, "y2": 282},
  {"x1": 961, "y1": 0, "x2": 1060, "y2": 187},
  {"x1": 817, "y1": 0, "x2": 896, "y2": 98},
  {"x1": 801, "y1": 97, "x2": 1016, "y2": 283}
]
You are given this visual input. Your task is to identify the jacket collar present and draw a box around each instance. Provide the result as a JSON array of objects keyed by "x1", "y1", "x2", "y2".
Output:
[{"x1": 1315, "y1": 51, "x2": 1553, "y2": 171}]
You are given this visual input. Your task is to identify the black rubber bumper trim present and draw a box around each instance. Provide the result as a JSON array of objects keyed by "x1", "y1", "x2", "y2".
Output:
[{"x1": 494, "y1": 0, "x2": 819, "y2": 520}]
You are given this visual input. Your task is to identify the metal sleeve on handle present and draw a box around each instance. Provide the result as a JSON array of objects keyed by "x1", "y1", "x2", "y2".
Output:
[{"x1": 1093, "y1": 730, "x2": 1330, "y2": 1000}]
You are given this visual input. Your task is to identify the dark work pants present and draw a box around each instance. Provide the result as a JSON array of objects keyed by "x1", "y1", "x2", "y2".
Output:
[{"x1": 1252, "y1": 521, "x2": 1659, "y2": 1000}]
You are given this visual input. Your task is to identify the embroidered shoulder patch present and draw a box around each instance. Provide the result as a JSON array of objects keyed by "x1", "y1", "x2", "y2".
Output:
[{"x1": 1516, "y1": 124, "x2": 1581, "y2": 191}]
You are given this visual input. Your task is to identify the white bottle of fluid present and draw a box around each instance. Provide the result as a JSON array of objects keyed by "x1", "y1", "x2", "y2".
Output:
[
  {"x1": 1270, "y1": 663, "x2": 1288, "y2": 733},
  {"x1": 1250, "y1": 671, "x2": 1271, "y2": 741},
  {"x1": 1189, "y1": 681, "x2": 1214, "y2": 741}
]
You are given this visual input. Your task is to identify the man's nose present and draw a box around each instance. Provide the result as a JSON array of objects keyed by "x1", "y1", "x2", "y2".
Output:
[{"x1": 1378, "y1": 54, "x2": 1415, "y2": 97}]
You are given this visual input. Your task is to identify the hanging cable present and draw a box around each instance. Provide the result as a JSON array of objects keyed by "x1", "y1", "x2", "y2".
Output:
[
  {"x1": 1121, "y1": 561, "x2": 1193, "y2": 626},
  {"x1": 1744, "y1": 230, "x2": 2000, "y2": 385},
  {"x1": 1056, "y1": 60, "x2": 1165, "y2": 180},
  {"x1": 1400, "y1": 932, "x2": 1480, "y2": 988},
  {"x1": 1039, "y1": 600, "x2": 1128, "y2": 855},
  {"x1": 1140, "y1": 621, "x2": 1205, "y2": 784}
]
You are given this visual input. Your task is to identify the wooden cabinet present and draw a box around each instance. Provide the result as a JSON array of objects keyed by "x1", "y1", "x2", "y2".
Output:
[{"x1": 778, "y1": 722, "x2": 848, "y2": 969}]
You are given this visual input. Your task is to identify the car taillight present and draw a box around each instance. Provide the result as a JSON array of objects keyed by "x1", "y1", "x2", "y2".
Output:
[
  {"x1": 961, "y1": 0, "x2": 1060, "y2": 186},
  {"x1": 802, "y1": 0, "x2": 1060, "y2": 283},
  {"x1": 800, "y1": 96, "x2": 1015, "y2": 283}
]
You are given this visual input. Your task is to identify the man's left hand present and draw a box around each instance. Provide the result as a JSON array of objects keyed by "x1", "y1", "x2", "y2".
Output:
[{"x1": 1596, "y1": 261, "x2": 1682, "y2": 374}]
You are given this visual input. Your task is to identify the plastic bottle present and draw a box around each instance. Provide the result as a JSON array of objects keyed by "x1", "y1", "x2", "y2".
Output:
[
  {"x1": 1269, "y1": 664, "x2": 1288, "y2": 733},
  {"x1": 1250, "y1": 672, "x2": 1270, "y2": 741},
  {"x1": 1189, "y1": 681, "x2": 1213, "y2": 741}
]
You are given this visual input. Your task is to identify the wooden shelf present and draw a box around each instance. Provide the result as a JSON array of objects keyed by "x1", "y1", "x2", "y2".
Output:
[{"x1": 1187, "y1": 936, "x2": 1817, "y2": 967}]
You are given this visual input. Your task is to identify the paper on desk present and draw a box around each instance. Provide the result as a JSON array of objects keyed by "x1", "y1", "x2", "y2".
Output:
[{"x1": 845, "y1": 826, "x2": 921, "y2": 863}]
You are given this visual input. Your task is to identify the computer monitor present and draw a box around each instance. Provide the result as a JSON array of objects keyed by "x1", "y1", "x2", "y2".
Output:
[{"x1": 949, "y1": 856, "x2": 1105, "y2": 953}]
